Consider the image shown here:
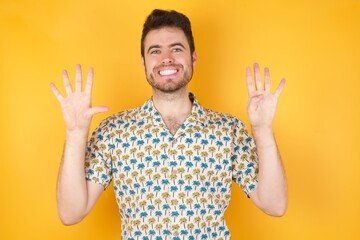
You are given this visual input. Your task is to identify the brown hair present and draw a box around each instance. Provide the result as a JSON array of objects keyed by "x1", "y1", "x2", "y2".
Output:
[{"x1": 141, "y1": 9, "x2": 195, "y2": 57}]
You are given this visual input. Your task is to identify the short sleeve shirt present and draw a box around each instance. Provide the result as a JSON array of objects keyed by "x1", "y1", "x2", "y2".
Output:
[{"x1": 85, "y1": 93, "x2": 259, "y2": 240}]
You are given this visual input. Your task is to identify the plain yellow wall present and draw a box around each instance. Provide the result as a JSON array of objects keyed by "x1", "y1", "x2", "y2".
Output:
[{"x1": 1, "y1": 0, "x2": 359, "y2": 239}]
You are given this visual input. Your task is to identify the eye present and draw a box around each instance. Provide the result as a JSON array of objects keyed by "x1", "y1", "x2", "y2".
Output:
[
  {"x1": 150, "y1": 49, "x2": 161, "y2": 54},
  {"x1": 172, "y1": 47, "x2": 182, "y2": 53}
]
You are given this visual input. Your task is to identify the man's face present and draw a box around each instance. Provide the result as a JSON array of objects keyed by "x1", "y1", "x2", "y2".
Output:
[{"x1": 142, "y1": 27, "x2": 197, "y2": 94}]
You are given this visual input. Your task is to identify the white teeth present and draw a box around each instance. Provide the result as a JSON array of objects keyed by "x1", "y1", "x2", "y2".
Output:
[{"x1": 159, "y1": 69, "x2": 177, "y2": 76}]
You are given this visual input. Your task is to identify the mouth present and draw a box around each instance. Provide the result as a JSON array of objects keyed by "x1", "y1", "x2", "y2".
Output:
[
  {"x1": 155, "y1": 64, "x2": 182, "y2": 78},
  {"x1": 159, "y1": 69, "x2": 178, "y2": 76}
]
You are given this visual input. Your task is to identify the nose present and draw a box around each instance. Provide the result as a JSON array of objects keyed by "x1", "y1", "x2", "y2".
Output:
[{"x1": 161, "y1": 51, "x2": 174, "y2": 64}]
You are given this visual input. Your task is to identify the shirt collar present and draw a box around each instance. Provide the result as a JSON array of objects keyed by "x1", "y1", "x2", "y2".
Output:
[{"x1": 138, "y1": 92, "x2": 208, "y2": 127}]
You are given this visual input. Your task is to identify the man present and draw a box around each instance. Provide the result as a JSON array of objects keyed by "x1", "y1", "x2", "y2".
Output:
[{"x1": 50, "y1": 9, "x2": 287, "y2": 239}]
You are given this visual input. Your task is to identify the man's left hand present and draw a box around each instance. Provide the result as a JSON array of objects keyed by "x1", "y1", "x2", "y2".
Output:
[{"x1": 246, "y1": 63, "x2": 285, "y2": 130}]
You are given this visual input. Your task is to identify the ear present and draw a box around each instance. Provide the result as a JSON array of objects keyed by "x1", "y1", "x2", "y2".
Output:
[
  {"x1": 192, "y1": 51, "x2": 197, "y2": 67},
  {"x1": 141, "y1": 57, "x2": 145, "y2": 70}
]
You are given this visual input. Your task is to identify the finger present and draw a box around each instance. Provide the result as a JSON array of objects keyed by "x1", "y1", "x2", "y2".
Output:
[
  {"x1": 84, "y1": 67, "x2": 94, "y2": 95},
  {"x1": 75, "y1": 64, "x2": 82, "y2": 92},
  {"x1": 254, "y1": 63, "x2": 263, "y2": 91},
  {"x1": 50, "y1": 82, "x2": 64, "y2": 102},
  {"x1": 274, "y1": 78, "x2": 286, "y2": 98},
  {"x1": 62, "y1": 70, "x2": 73, "y2": 95},
  {"x1": 86, "y1": 106, "x2": 109, "y2": 118},
  {"x1": 246, "y1": 66, "x2": 255, "y2": 96},
  {"x1": 264, "y1": 67, "x2": 270, "y2": 93}
]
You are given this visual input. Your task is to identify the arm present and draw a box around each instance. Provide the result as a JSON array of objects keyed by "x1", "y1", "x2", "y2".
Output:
[
  {"x1": 50, "y1": 64, "x2": 109, "y2": 225},
  {"x1": 246, "y1": 63, "x2": 288, "y2": 216}
]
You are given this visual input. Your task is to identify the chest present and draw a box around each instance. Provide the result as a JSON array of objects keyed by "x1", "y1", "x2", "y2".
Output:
[
  {"x1": 163, "y1": 118, "x2": 182, "y2": 135},
  {"x1": 111, "y1": 122, "x2": 234, "y2": 188}
]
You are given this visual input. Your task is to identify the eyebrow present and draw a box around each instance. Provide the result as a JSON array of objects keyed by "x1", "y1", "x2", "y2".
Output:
[
  {"x1": 147, "y1": 45, "x2": 161, "y2": 54},
  {"x1": 146, "y1": 42, "x2": 187, "y2": 54},
  {"x1": 169, "y1": 42, "x2": 186, "y2": 49}
]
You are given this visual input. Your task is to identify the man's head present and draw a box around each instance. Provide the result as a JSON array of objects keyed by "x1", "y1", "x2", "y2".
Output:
[
  {"x1": 141, "y1": 9, "x2": 197, "y2": 94},
  {"x1": 141, "y1": 9, "x2": 195, "y2": 58}
]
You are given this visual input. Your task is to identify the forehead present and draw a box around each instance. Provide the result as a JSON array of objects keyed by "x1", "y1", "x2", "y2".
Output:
[{"x1": 144, "y1": 27, "x2": 189, "y2": 49}]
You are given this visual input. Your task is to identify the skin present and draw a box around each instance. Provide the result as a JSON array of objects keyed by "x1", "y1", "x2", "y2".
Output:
[
  {"x1": 50, "y1": 65, "x2": 107, "y2": 225},
  {"x1": 246, "y1": 64, "x2": 287, "y2": 216},
  {"x1": 50, "y1": 26, "x2": 287, "y2": 225},
  {"x1": 143, "y1": 28, "x2": 195, "y2": 94},
  {"x1": 141, "y1": 27, "x2": 197, "y2": 135}
]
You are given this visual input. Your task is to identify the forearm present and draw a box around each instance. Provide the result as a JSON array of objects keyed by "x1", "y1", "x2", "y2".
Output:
[
  {"x1": 251, "y1": 127, "x2": 287, "y2": 216},
  {"x1": 56, "y1": 129, "x2": 89, "y2": 224}
]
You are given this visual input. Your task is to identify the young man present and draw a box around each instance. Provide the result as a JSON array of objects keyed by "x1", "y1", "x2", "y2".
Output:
[{"x1": 51, "y1": 9, "x2": 287, "y2": 239}]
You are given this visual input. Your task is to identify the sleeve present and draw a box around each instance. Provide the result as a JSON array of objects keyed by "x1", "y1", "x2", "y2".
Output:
[
  {"x1": 84, "y1": 119, "x2": 113, "y2": 189},
  {"x1": 231, "y1": 118, "x2": 259, "y2": 197}
]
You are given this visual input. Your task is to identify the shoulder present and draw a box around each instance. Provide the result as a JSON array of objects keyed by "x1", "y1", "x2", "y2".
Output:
[
  {"x1": 202, "y1": 107, "x2": 244, "y2": 127},
  {"x1": 92, "y1": 106, "x2": 143, "y2": 133}
]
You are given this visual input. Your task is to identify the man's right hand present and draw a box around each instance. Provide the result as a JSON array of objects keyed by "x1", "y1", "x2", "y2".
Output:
[
  {"x1": 50, "y1": 64, "x2": 108, "y2": 132},
  {"x1": 51, "y1": 64, "x2": 107, "y2": 225}
]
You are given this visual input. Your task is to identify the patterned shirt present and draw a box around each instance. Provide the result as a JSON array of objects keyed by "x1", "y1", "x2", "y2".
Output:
[{"x1": 85, "y1": 93, "x2": 259, "y2": 240}]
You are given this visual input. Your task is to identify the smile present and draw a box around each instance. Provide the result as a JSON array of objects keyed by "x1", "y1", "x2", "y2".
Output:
[{"x1": 159, "y1": 69, "x2": 178, "y2": 76}]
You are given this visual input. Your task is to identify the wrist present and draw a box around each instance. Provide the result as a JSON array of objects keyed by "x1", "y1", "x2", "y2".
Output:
[
  {"x1": 251, "y1": 125, "x2": 273, "y2": 135},
  {"x1": 65, "y1": 129, "x2": 89, "y2": 141}
]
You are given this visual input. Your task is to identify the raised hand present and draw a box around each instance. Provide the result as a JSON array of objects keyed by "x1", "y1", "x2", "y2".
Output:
[
  {"x1": 50, "y1": 64, "x2": 108, "y2": 132},
  {"x1": 246, "y1": 63, "x2": 285, "y2": 129}
]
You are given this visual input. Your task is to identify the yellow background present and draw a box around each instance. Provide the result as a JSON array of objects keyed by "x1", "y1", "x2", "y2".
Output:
[{"x1": 1, "y1": 0, "x2": 359, "y2": 239}]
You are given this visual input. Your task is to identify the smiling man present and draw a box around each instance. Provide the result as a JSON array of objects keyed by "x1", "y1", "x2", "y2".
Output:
[
  {"x1": 51, "y1": 9, "x2": 287, "y2": 239},
  {"x1": 143, "y1": 27, "x2": 195, "y2": 94}
]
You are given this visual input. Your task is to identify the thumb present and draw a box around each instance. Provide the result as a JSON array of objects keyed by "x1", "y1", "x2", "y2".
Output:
[{"x1": 86, "y1": 106, "x2": 109, "y2": 118}]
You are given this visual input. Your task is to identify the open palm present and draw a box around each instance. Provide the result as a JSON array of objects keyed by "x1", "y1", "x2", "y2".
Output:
[
  {"x1": 50, "y1": 64, "x2": 108, "y2": 132},
  {"x1": 246, "y1": 63, "x2": 285, "y2": 129}
]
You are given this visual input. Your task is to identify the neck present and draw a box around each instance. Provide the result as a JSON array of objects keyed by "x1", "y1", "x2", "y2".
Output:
[
  {"x1": 152, "y1": 88, "x2": 192, "y2": 135},
  {"x1": 152, "y1": 88, "x2": 192, "y2": 117}
]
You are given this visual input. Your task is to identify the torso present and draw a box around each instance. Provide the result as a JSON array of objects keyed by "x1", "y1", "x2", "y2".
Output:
[{"x1": 84, "y1": 97, "x2": 259, "y2": 239}]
